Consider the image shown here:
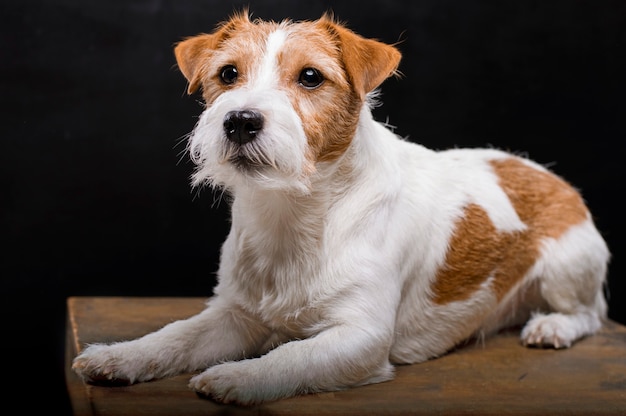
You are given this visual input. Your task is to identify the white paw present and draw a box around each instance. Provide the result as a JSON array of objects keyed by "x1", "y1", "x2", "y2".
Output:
[
  {"x1": 521, "y1": 313, "x2": 576, "y2": 349},
  {"x1": 72, "y1": 343, "x2": 158, "y2": 384},
  {"x1": 189, "y1": 361, "x2": 292, "y2": 406}
]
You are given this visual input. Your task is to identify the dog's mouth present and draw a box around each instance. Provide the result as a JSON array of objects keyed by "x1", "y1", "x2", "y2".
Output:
[
  {"x1": 229, "y1": 154, "x2": 262, "y2": 171},
  {"x1": 224, "y1": 144, "x2": 272, "y2": 172}
]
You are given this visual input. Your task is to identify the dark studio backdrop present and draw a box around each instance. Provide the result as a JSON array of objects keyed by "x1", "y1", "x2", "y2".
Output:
[{"x1": 3, "y1": 0, "x2": 625, "y2": 413}]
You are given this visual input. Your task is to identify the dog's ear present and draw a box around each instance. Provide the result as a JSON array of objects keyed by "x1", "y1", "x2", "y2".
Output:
[
  {"x1": 317, "y1": 15, "x2": 402, "y2": 98},
  {"x1": 174, "y1": 34, "x2": 217, "y2": 94},
  {"x1": 174, "y1": 13, "x2": 250, "y2": 94}
]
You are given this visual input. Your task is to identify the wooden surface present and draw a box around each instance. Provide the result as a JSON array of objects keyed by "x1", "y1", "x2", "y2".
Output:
[{"x1": 65, "y1": 296, "x2": 626, "y2": 415}]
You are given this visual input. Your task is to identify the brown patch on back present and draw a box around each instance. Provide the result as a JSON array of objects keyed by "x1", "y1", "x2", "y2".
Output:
[
  {"x1": 490, "y1": 158, "x2": 588, "y2": 237},
  {"x1": 431, "y1": 203, "x2": 537, "y2": 304},
  {"x1": 432, "y1": 157, "x2": 589, "y2": 305}
]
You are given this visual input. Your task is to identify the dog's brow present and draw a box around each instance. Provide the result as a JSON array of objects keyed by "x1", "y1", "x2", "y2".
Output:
[{"x1": 255, "y1": 29, "x2": 287, "y2": 89}]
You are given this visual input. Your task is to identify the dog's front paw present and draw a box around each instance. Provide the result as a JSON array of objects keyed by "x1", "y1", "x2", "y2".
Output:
[
  {"x1": 72, "y1": 343, "x2": 158, "y2": 384},
  {"x1": 189, "y1": 361, "x2": 294, "y2": 406}
]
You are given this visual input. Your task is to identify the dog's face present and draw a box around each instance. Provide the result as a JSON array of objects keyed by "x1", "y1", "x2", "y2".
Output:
[{"x1": 174, "y1": 13, "x2": 401, "y2": 192}]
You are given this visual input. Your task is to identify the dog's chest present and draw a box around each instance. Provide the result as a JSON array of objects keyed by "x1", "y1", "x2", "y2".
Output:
[
  {"x1": 229, "y1": 239, "x2": 327, "y2": 335},
  {"x1": 220, "y1": 195, "x2": 332, "y2": 329}
]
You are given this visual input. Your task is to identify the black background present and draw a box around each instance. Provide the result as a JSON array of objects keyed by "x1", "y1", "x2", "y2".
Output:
[{"x1": 3, "y1": 1, "x2": 625, "y2": 413}]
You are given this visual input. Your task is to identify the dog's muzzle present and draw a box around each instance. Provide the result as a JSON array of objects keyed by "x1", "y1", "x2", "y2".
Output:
[{"x1": 223, "y1": 110, "x2": 264, "y2": 145}]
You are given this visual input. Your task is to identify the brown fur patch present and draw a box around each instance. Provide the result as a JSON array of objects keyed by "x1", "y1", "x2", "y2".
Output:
[
  {"x1": 432, "y1": 157, "x2": 589, "y2": 305},
  {"x1": 315, "y1": 16, "x2": 402, "y2": 99},
  {"x1": 174, "y1": 12, "x2": 255, "y2": 96},
  {"x1": 277, "y1": 20, "x2": 363, "y2": 166},
  {"x1": 490, "y1": 158, "x2": 588, "y2": 238},
  {"x1": 431, "y1": 203, "x2": 535, "y2": 304},
  {"x1": 292, "y1": 17, "x2": 401, "y2": 164}
]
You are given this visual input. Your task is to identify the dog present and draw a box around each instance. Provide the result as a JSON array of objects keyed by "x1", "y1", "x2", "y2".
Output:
[{"x1": 72, "y1": 11, "x2": 610, "y2": 405}]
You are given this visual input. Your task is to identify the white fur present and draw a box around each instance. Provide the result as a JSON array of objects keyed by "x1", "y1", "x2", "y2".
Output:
[
  {"x1": 73, "y1": 18, "x2": 609, "y2": 406},
  {"x1": 188, "y1": 88, "x2": 310, "y2": 192}
]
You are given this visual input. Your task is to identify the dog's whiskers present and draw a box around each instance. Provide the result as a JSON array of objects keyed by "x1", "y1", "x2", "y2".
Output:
[
  {"x1": 243, "y1": 141, "x2": 277, "y2": 168},
  {"x1": 174, "y1": 132, "x2": 193, "y2": 166}
]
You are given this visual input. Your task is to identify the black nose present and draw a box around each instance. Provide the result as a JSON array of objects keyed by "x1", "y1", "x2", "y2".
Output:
[{"x1": 223, "y1": 110, "x2": 264, "y2": 145}]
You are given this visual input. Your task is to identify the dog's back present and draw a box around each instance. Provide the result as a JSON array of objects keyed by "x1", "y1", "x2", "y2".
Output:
[{"x1": 375, "y1": 143, "x2": 609, "y2": 362}]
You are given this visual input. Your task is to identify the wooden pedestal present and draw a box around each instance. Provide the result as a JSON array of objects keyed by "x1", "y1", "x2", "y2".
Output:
[{"x1": 65, "y1": 296, "x2": 626, "y2": 415}]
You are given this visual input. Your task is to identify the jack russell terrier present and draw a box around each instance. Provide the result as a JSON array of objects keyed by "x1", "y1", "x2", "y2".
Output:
[{"x1": 72, "y1": 12, "x2": 610, "y2": 405}]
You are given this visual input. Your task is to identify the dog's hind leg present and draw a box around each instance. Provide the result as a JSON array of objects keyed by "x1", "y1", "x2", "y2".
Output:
[{"x1": 520, "y1": 218, "x2": 609, "y2": 348}]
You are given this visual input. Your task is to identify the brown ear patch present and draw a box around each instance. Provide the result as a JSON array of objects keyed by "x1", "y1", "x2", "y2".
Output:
[
  {"x1": 174, "y1": 12, "x2": 252, "y2": 94},
  {"x1": 432, "y1": 157, "x2": 589, "y2": 305},
  {"x1": 174, "y1": 34, "x2": 219, "y2": 94},
  {"x1": 315, "y1": 15, "x2": 401, "y2": 98}
]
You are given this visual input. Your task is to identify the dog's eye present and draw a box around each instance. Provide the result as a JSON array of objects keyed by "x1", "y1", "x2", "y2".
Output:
[
  {"x1": 220, "y1": 65, "x2": 238, "y2": 85},
  {"x1": 298, "y1": 68, "x2": 324, "y2": 89}
]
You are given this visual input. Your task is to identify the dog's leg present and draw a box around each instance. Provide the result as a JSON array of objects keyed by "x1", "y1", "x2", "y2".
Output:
[
  {"x1": 188, "y1": 282, "x2": 398, "y2": 406},
  {"x1": 189, "y1": 324, "x2": 395, "y2": 405},
  {"x1": 72, "y1": 299, "x2": 269, "y2": 384},
  {"x1": 520, "y1": 220, "x2": 609, "y2": 348}
]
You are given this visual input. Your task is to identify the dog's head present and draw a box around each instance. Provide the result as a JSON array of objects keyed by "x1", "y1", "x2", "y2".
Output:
[{"x1": 175, "y1": 12, "x2": 401, "y2": 193}]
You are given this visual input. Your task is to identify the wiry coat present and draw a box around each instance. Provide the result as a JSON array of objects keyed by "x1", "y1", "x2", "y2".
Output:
[{"x1": 72, "y1": 12, "x2": 609, "y2": 405}]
